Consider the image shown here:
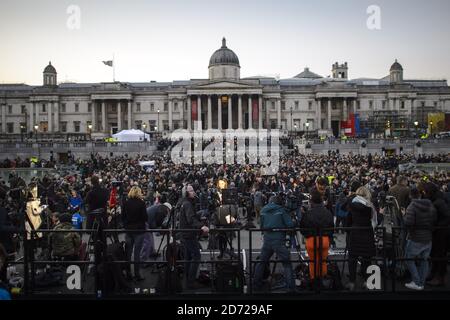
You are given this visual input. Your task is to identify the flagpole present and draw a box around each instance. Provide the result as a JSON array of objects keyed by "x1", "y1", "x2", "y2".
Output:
[{"x1": 113, "y1": 53, "x2": 115, "y2": 82}]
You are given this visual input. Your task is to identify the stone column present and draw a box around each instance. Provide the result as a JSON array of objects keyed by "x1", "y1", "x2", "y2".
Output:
[
  {"x1": 238, "y1": 95, "x2": 242, "y2": 129},
  {"x1": 389, "y1": 98, "x2": 394, "y2": 111},
  {"x1": 187, "y1": 96, "x2": 191, "y2": 130},
  {"x1": 197, "y1": 96, "x2": 202, "y2": 129},
  {"x1": 327, "y1": 99, "x2": 332, "y2": 130},
  {"x1": 316, "y1": 99, "x2": 322, "y2": 130},
  {"x1": 29, "y1": 103, "x2": 34, "y2": 132},
  {"x1": 228, "y1": 95, "x2": 232, "y2": 129},
  {"x1": 47, "y1": 102, "x2": 52, "y2": 133},
  {"x1": 1, "y1": 104, "x2": 5, "y2": 133},
  {"x1": 258, "y1": 96, "x2": 263, "y2": 129},
  {"x1": 352, "y1": 99, "x2": 357, "y2": 114},
  {"x1": 54, "y1": 102, "x2": 59, "y2": 132},
  {"x1": 217, "y1": 96, "x2": 222, "y2": 130},
  {"x1": 168, "y1": 99, "x2": 173, "y2": 131},
  {"x1": 101, "y1": 101, "x2": 106, "y2": 133},
  {"x1": 127, "y1": 100, "x2": 132, "y2": 129},
  {"x1": 91, "y1": 100, "x2": 96, "y2": 131},
  {"x1": 207, "y1": 95, "x2": 212, "y2": 130},
  {"x1": 248, "y1": 96, "x2": 252, "y2": 129},
  {"x1": 35, "y1": 102, "x2": 39, "y2": 127},
  {"x1": 277, "y1": 99, "x2": 281, "y2": 129},
  {"x1": 117, "y1": 101, "x2": 122, "y2": 131}
]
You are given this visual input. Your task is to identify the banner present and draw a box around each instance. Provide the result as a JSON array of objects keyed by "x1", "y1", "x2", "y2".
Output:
[
  {"x1": 191, "y1": 99, "x2": 197, "y2": 122},
  {"x1": 252, "y1": 99, "x2": 259, "y2": 121},
  {"x1": 340, "y1": 114, "x2": 356, "y2": 136}
]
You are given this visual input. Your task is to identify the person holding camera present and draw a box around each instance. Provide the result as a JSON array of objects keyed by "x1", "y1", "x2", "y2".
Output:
[
  {"x1": 49, "y1": 212, "x2": 81, "y2": 261},
  {"x1": 122, "y1": 186, "x2": 148, "y2": 281},
  {"x1": 300, "y1": 190, "x2": 334, "y2": 282},
  {"x1": 253, "y1": 195, "x2": 296, "y2": 292},
  {"x1": 85, "y1": 176, "x2": 109, "y2": 229},
  {"x1": 179, "y1": 185, "x2": 209, "y2": 289}
]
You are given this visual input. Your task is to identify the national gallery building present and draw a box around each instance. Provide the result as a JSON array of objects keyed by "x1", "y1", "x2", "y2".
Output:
[{"x1": 1, "y1": 38, "x2": 449, "y2": 138}]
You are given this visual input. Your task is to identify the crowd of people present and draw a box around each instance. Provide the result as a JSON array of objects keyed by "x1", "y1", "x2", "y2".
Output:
[{"x1": 0, "y1": 150, "x2": 449, "y2": 298}]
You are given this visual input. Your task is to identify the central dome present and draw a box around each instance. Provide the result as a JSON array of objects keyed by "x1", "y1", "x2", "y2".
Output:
[{"x1": 209, "y1": 38, "x2": 240, "y2": 67}]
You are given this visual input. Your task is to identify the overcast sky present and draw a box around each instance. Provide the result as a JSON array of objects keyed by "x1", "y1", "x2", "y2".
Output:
[{"x1": 1, "y1": 0, "x2": 449, "y2": 85}]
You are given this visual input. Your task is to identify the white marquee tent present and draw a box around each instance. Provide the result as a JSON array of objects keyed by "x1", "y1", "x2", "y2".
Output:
[{"x1": 112, "y1": 129, "x2": 150, "y2": 142}]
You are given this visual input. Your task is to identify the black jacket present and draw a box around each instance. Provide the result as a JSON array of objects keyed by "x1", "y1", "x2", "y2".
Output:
[
  {"x1": 147, "y1": 204, "x2": 167, "y2": 229},
  {"x1": 85, "y1": 186, "x2": 109, "y2": 212},
  {"x1": 404, "y1": 199, "x2": 437, "y2": 243},
  {"x1": 122, "y1": 198, "x2": 147, "y2": 230},
  {"x1": 430, "y1": 191, "x2": 450, "y2": 227},
  {"x1": 179, "y1": 197, "x2": 203, "y2": 240},
  {"x1": 346, "y1": 199, "x2": 376, "y2": 257},
  {"x1": 300, "y1": 203, "x2": 334, "y2": 238}
]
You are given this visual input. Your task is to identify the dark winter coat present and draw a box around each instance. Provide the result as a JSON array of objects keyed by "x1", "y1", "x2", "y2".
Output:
[
  {"x1": 179, "y1": 197, "x2": 203, "y2": 240},
  {"x1": 122, "y1": 198, "x2": 147, "y2": 230},
  {"x1": 346, "y1": 198, "x2": 376, "y2": 257},
  {"x1": 404, "y1": 199, "x2": 437, "y2": 243},
  {"x1": 300, "y1": 203, "x2": 334, "y2": 238}
]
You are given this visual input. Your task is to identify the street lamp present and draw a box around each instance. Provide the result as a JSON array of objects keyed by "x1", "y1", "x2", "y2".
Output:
[
  {"x1": 142, "y1": 123, "x2": 147, "y2": 141},
  {"x1": 88, "y1": 124, "x2": 92, "y2": 140},
  {"x1": 294, "y1": 124, "x2": 297, "y2": 133},
  {"x1": 414, "y1": 121, "x2": 418, "y2": 138},
  {"x1": 34, "y1": 125, "x2": 39, "y2": 142},
  {"x1": 157, "y1": 109, "x2": 160, "y2": 132},
  {"x1": 20, "y1": 124, "x2": 25, "y2": 142},
  {"x1": 305, "y1": 122, "x2": 310, "y2": 139},
  {"x1": 429, "y1": 121, "x2": 433, "y2": 136},
  {"x1": 290, "y1": 106, "x2": 293, "y2": 134}
]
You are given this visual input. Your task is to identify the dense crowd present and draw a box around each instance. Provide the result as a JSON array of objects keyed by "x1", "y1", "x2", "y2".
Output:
[{"x1": 0, "y1": 150, "x2": 449, "y2": 297}]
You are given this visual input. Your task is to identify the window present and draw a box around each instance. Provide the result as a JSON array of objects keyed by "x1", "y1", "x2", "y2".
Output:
[
  {"x1": 281, "y1": 101, "x2": 286, "y2": 110},
  {"x1": 357, "y1": 101, "x2": 361, "y2": 110},
  {"x1": 7, "y1": 123, "x2": 14, "y2": 133},
  {"x1": 382, "y1": 101, "x2": 386, "y2": 109},
  {"x1": 162, "y1": 120, "x2": 169, "y2": 130},
  {"x1": 434, "y1": 101, "x2": 438, "y2": 108},
  {"x1": 21, "y1": 105, "x2": 26, "y2": 114},
  {"x1": 174, "y1": 102, "x2": 178, "y2": 111},
  {"x1": 42, "y1": 104, "x2": 46, "y2": 113},
  {"x1": 8, "y1": 105, "x2": 12, "y2": 114},
  {"x1": 111, "y1": 105, "x2": 117, "y2": 113},
  {"x1": 149, "y1": 120, "x2": 156, "y2": 131},
  {"x1": 421, "y1": 102, "x2": 425, "y2": 108},
  {"x1": 61, "y1": 122, "x2": 67, "y2": 133},
  {"x1": 164, "y1": 103, "x2": 168, "y2": 112},
  {"x1": 369, "y1": 101, "x2": 373, "y2": 109},
  {"x1": 332, "y1": 103, "x2": 337, "y2": 110},
  {"x1": 308, "y1": 101, "x2": 312, "y2": 111},
  {"x1": 88, "y1": 103, "x2": 92, "y2": 113},
  {"x1": 74, "y1": 121, "x2": 80, "y2": 132},
  {"x1": 75, "y1": 103, "x2": 79, "y2": 112},
  {"x1": 135, "y1": 121, "x2": 142, "y2": 130},
  {"x1": 295, "y1": 101, "x2": 299, "y2": 109},
  {"x1": 150, "y1": 103, "x2": 154, "y2": 111},
  {"x1": 136, "y1": 103, "x2": 141, "y2": 112},
  {"x1": 61, "y1": 103, "x2": 66, "y2": 113},
  {"x1": 271, "y1": 101, "x2": 275, "y2": 110},
  {"x1": 401, "y1": 101, "x2": 405, "y2": 109}
]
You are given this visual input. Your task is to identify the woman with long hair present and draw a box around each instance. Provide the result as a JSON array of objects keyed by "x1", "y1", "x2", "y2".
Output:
[{"x1": 122, "y1": 186, "x2": 148, "y2": 281}]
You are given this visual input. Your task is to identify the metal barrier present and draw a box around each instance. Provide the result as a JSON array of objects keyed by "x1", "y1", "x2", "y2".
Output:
[{"x1": 4, "y1": 224, "x2": 450, "y2": 298}]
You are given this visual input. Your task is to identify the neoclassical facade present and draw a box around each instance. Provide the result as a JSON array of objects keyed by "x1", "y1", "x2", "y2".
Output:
[{"x1": 1, "y1": 38, "x2": 450, "y2": 138}]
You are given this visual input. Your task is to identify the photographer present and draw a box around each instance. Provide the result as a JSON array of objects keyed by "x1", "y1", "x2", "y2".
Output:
[
  {"x1": 85, "y1": 176, "x2": 109, "y2": 229},
  {"x1": 253, "y1": 195, "x2": 296, "y2": 293},
  {"x1": 49, "y1": 213, "x2": 81, "y2": 261},
  {"x1": 179, "y1": 185, "x2": 209, "y2": 289}
]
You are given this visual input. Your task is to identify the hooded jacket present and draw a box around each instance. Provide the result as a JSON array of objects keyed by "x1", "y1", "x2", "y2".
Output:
[
  {"x1": 404, "y1": 199, "x2": 437, "y2": 243},
  {"x1": 260, "y1": 202, "x2": 294, "y2": 241},
  {"x1": 300, "y1": 203, "x2": 334, "y2": 238}
]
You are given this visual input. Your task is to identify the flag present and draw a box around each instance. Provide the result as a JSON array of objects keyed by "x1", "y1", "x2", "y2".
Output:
[{"x1": 102, "y1": 60, "x2": 113, "y2": 67}]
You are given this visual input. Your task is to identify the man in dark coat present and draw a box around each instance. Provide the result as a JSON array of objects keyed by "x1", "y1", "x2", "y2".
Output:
[
  {"x1": 179, "y1": 185, "x2": 209, "y2": 289},
  {"x1": 388, "y1": 176, "x2": 410, "y2": 210},
  {"x1": 403, "y1": 188, "x2": 437, "y2": 290},
  {"x1": 345, "y1": 189, "x2": 376, "y2": 291}
]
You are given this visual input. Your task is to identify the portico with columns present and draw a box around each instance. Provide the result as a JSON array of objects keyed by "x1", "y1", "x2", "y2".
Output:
[{"x1": 90, "y1": 94, "x2": 133, "y2": 134}]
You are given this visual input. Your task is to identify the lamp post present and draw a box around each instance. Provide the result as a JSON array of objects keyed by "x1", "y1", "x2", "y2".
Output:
[
  {"x1": 290, "y1": 106, "x2": 293, "y2": 134},
  {"x1": 429, "y1": 121, "x2": 433, "y2": 137},
  {"x1": 20, "y1": 124, "x2": 25, "y2": 142},
  {"x1": 157, "y1": 109, "x2": 160, "y2": 132},
  {"x1": 142, "y1": 123, "x2": 147, "y2": 141},
  {"x1": 294, "y1": 124, "x2": 297, "y2": 134},
  {"x1": 88, "y1": 124, "x2": 92, "y2": 140},
  {"x1": 414, "y1": 121, "x2": 418, "y2": 138},
  {"x1": 34, "y1": 124, "x2": 40, "y2": 160}
]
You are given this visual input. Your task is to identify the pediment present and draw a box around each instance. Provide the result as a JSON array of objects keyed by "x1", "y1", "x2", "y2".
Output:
[{"x1": 191, "y1": 80, "x2": 255, "y2": 89}]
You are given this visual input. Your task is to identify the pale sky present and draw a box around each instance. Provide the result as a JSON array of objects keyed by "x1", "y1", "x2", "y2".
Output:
[{"x1": 1, "y1": 0, "x2": 449, "y2": 85}]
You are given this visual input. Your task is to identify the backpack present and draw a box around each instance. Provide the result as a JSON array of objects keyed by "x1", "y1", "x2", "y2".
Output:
[{"x1": 214, "y1": 262, "x2": 245, "y2": 293}]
